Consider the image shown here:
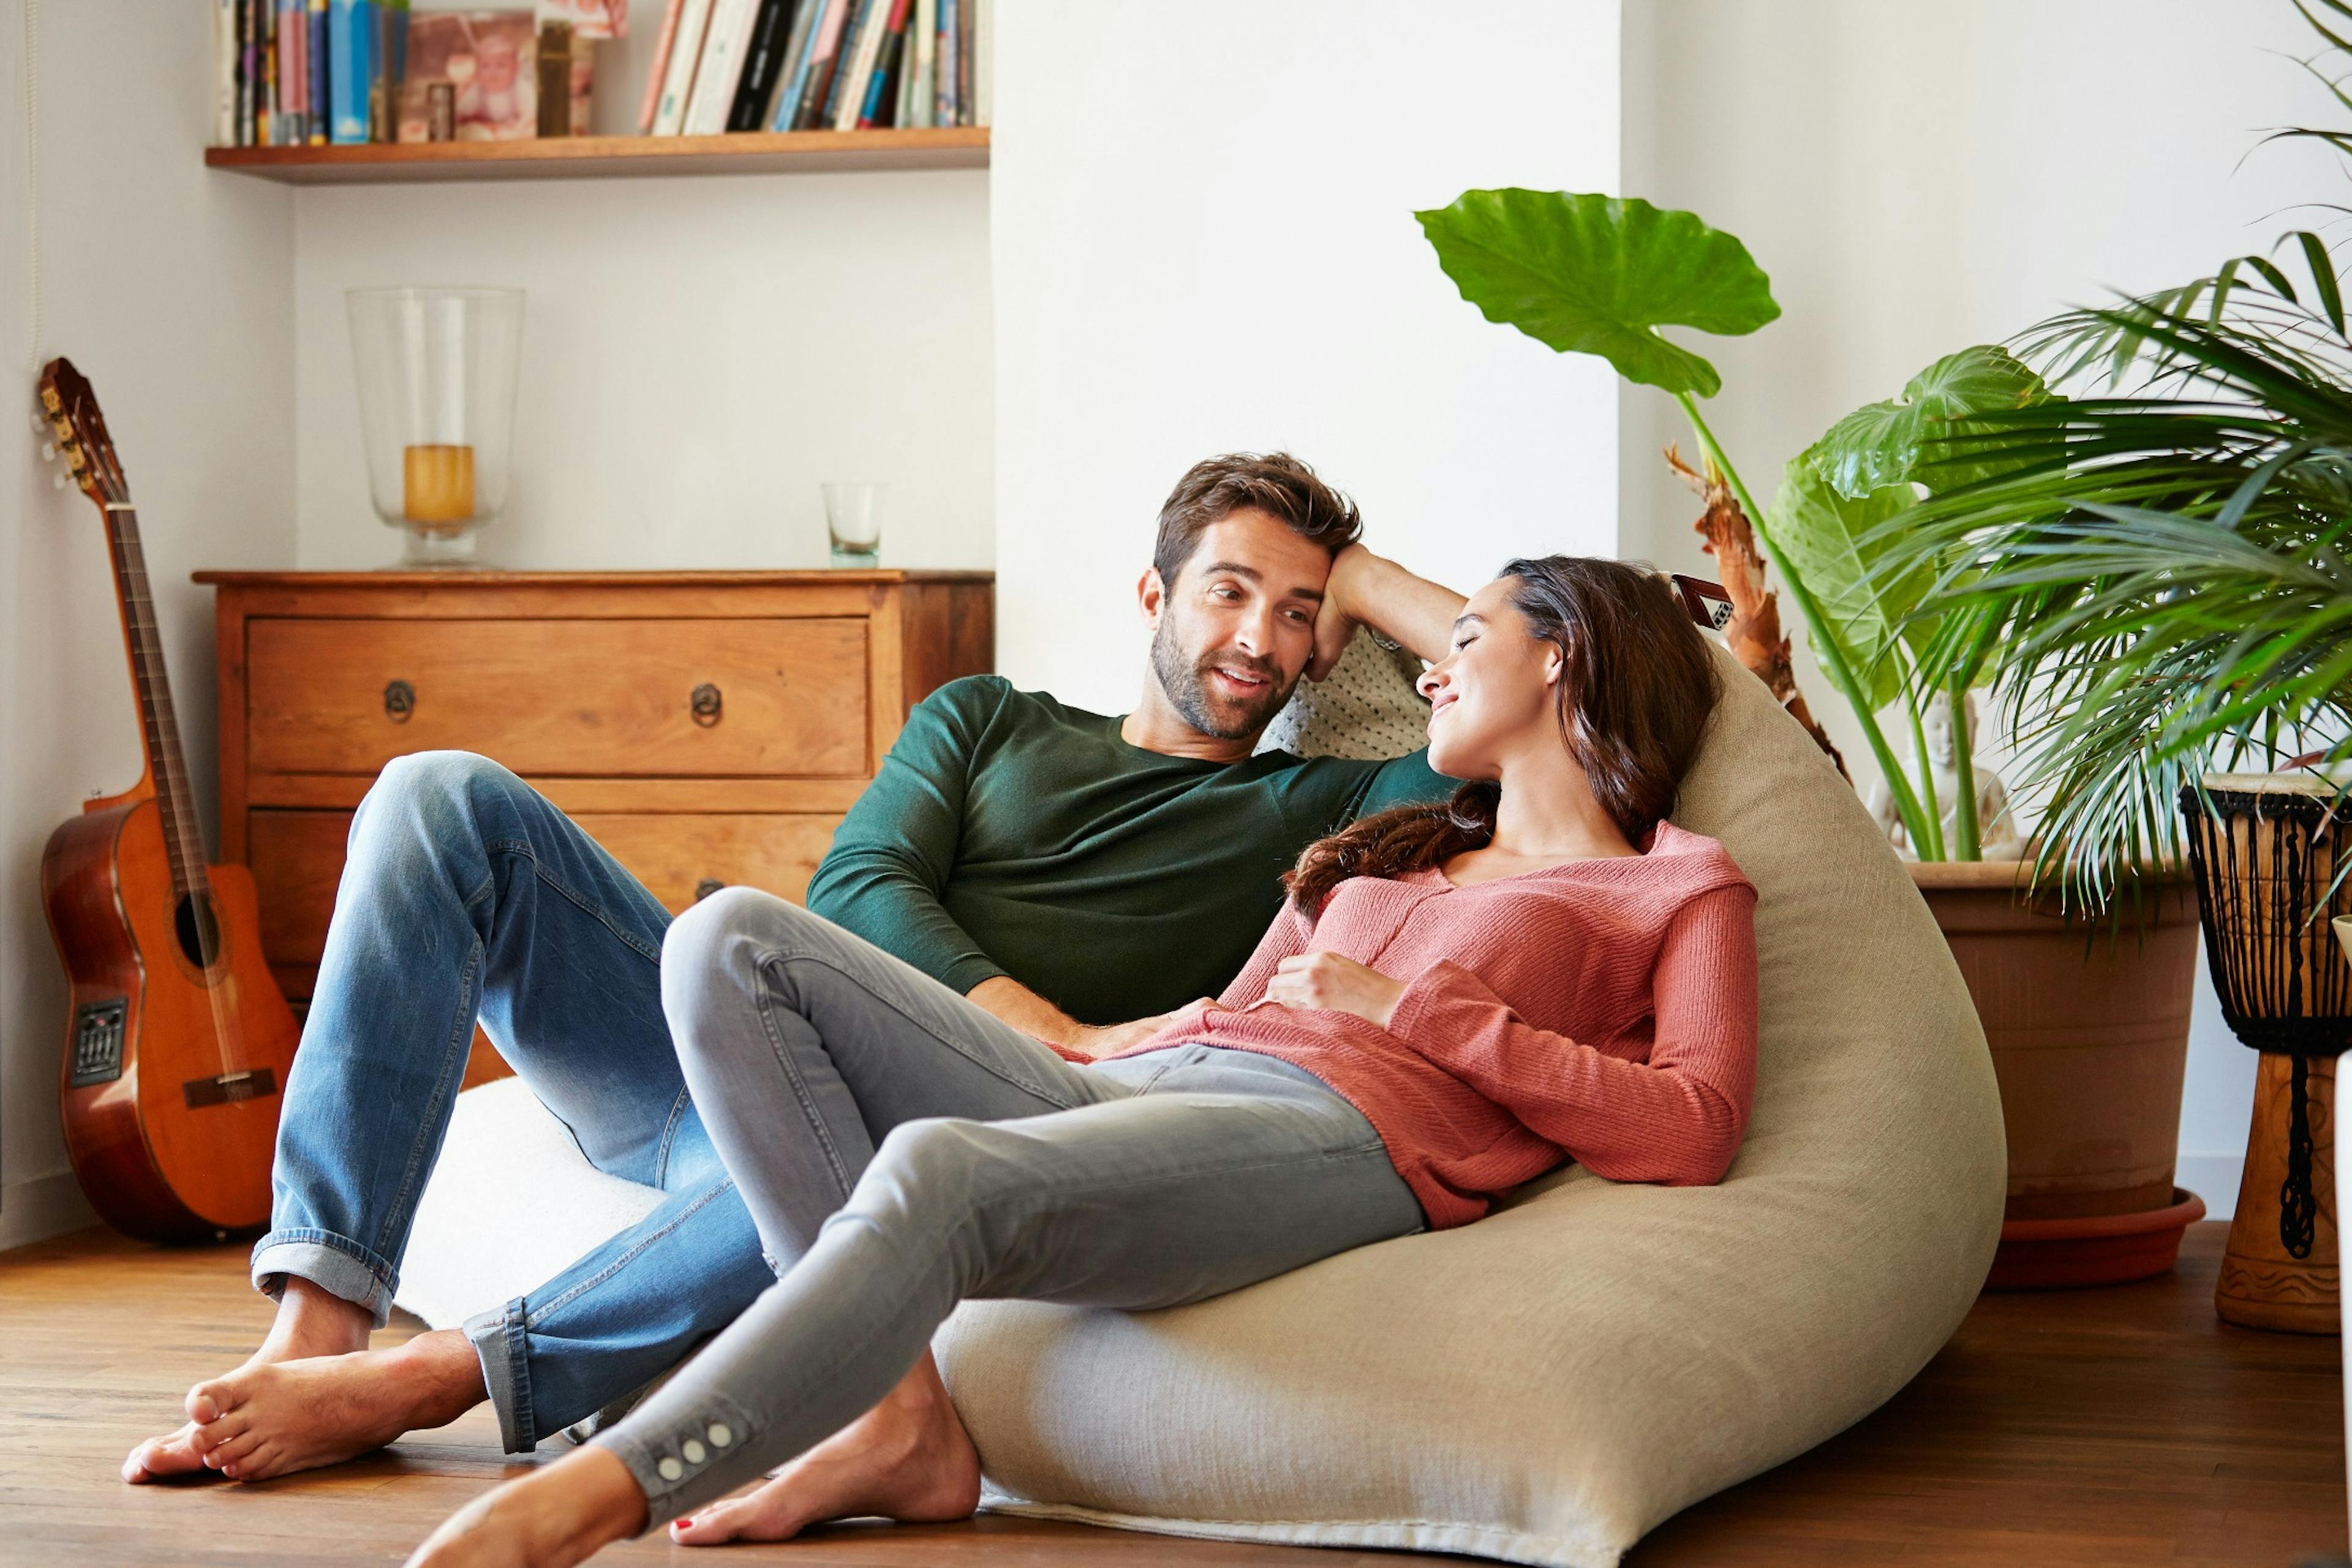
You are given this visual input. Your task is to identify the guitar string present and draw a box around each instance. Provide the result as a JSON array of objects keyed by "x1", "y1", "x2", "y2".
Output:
[{"x1": 104, "y1": 466, "x2": 244, "y2": 1092}]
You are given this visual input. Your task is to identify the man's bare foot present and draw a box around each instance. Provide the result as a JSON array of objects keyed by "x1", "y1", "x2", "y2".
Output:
[
  {"x1": 405, "y1": 1446, "x2": 647, "y2": 1568},
  {"x1": 167, "y1": 1327, "x2": 485, "y2": 1483},
  {"x1": 123, "y1": 1276, "x2": 376, "y2": 1483},
  {"x1": 669, "y1": 1352, "x2": 979, "y2": 1547}
]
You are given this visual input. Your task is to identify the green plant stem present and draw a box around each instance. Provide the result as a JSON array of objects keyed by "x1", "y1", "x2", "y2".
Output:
[
  {"x1": 1674, "y1": 391, "x2": 1938, "y2": 851},
  {"x1": 1948, "y1": 679, "x2": 1981, "y2": 861},
  {"x1": 1904, "y1": 693, "x2": 1949, "y2": 861}
]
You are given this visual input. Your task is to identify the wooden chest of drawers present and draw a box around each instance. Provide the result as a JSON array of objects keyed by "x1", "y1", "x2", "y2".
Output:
[{"x1": 198, "y1": 570, "x2": 993, "y2": 1076}]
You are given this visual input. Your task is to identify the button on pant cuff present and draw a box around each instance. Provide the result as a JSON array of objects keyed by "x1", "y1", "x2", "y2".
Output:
[
  {"x1": 249, "y1": 1234, "x2": 397, "y2": 1329},
  {"x1": 463, "y1": 1298, "x2": 537, "y2": 1454},
  {"x1": 595, "y1": 1396, "x2": 758, "y2": 1532}
]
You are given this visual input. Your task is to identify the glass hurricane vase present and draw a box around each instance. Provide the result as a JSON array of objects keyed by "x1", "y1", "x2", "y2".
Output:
[{"x1": 346, "y1": 285, "x2": 525, "y2": 568}]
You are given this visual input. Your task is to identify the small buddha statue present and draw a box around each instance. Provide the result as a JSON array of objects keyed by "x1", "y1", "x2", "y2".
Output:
[{"x1": 1866, "y1": 689, "x2": 2024, "y2": 860}]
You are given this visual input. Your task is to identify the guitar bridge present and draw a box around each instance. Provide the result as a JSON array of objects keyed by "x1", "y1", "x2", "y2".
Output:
[
  {"x1": 183, "y1": 1068, "x2": 278, "y2": 1110},
  {"x1": 69, "y1": 998, "x2": 127, "y2": 1088}
]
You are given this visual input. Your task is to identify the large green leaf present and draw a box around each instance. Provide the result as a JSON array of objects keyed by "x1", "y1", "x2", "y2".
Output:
[
  {"x1": 1766, "y1": 454, "x2": 1926, "y2": 709},
  {"x1": 1814, "y1": 345, "x2": 2053, "y2": 498},
  {"x1": 1415, "y1": 190, "x2": 1780, "y2": 397}
]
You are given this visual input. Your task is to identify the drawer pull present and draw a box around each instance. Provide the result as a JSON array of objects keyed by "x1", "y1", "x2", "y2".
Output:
[
  {"x1": 694, "y1": 878, "x2": 726, "y2": 902},
  {"x1": 383, "y1": 679, "x2": 416, "y2": 723},
  {"x1": 690, "y1": 683, "x2": 723, "y2": 727}
]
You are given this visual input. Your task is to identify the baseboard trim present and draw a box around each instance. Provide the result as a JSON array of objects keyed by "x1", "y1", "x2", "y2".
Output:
[
  {"x1": 2176, "y1": 1154, "x2": 2245, "y2": 1222},
  {"x1": 0, "y1": 1169, "x2": 97, "y2": 1254}
]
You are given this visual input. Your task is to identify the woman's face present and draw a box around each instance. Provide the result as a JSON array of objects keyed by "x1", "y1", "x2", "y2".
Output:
[{"x1": 1419, "y1": 576, "x2": 1564, "y2": 781}]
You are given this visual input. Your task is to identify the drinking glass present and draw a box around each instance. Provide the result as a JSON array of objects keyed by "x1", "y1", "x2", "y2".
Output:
[{"x1": 823, "y1": 481, "x2": 886, "y2": 567}]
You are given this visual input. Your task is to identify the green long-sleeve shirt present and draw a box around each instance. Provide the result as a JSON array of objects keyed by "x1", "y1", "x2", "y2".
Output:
[{"x1": 805, "y1": 675, "x2": 1450, "y2": 1024}]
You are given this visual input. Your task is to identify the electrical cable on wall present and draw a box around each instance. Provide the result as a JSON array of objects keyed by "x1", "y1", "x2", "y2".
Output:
[{"x1": 20, "y1": 0, "x2": 40, "y2": 379}]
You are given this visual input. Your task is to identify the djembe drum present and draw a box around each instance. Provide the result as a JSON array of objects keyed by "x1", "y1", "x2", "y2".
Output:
[{"x1": 2179, "y1": 772, "x2": 2347, "y2": 1333}]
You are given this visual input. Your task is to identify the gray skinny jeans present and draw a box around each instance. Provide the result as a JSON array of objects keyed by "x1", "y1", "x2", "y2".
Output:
[{"x1": 592, "y1": 888, "x2": 1425, "y2": 1525}]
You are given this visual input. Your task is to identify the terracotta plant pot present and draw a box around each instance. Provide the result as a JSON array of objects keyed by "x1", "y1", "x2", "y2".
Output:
[{"x1": 1910, "y1": 862, "x2": 2202, "y2": 1288}]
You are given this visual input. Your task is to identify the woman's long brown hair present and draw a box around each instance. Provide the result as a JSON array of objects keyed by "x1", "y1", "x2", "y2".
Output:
[{"x1": 1284, "y1": 556, "x2": 1721, "y2": 913}]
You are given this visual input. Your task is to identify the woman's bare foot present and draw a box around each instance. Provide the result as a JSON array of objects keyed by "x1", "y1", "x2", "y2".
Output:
[
  {"x1": 669, "y1": 1353, "x2": 980, "y2": 1547},
  {"x1": 168, "y1": 1327, "x2": 486, "y2": 1482},
  {"x1": 406, "y1": 1445, "x2": 647, "y2": 1568},
  {"x1": 123, "y1": 1277, "x2": 375, "y2": 1483}
]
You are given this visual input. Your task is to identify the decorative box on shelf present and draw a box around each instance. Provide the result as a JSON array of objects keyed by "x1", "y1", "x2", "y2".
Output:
[{"x1": 197, "y1": 568, "x2": 993, "y2": 1084}]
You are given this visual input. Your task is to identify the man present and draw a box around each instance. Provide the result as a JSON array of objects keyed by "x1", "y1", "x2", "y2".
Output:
[{"x1": 125, "y1": 452, "x2": 1466, "y2": 1532}]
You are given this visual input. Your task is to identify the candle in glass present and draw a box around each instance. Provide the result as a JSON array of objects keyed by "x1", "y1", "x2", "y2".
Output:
[{"x1": 403, "y1": 443, "x2": 477, "y2": 524}]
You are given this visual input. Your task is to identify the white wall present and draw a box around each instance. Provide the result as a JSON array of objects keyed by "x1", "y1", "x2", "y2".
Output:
[
  {"x1": 990, "y1": 0, "x2": 1623, "y2": 714},
  {"x1": 292, "y1": 170, "x2": 993, "y2": 571},
  {"x1": 281, "y1": 9, "x2": 995, "y2": 576},
  {"x1": 1620, "y1": 0, "x2": 2349, "y2": 1216},
  {"x1": 0, "y1": 0, "x2": 296, "y2": 1248}
]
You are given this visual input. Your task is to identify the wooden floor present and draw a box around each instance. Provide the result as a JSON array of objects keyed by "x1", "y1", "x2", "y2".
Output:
[{"x1": 0, "y1": 1222, "x2": 2340, "y2": 1567}]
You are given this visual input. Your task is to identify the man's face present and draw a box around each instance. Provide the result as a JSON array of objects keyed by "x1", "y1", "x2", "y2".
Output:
[{"x1": 1143, "y1": 509, "x2": 1332, "y2": 741}]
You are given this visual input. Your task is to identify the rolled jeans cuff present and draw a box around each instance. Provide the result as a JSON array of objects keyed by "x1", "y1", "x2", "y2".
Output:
[
  {"x1": 250, "y1": 1232, "x2": 398, "y2": 1330},
  {"x1": 464, "y1": 1298, "x2": 537, "y2": 1454}
]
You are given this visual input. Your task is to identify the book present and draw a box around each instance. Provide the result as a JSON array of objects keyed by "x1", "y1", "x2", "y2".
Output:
[
  {"x1": 819, "y1": 0, "x2": 879, "y2": 130},
  {"x1": 726, "y1": 0, "x2": 796, "y2": 132},
  {"x1": 971, "y1": 0, "x2": 987, "y2": 126},
  {"x1": 853, "y1": 0, "x2": 909, "y2": 128},
  {"x1": 907, "y1": 0, "x2": 932, "y2": 127},
  {"x1": 829, "y1": 0, "x2": 889, "y2": 130},
  {"x1": 932, "y1": 0, "x2": 954, "y2": 128},
  {"x1": 649, "y1": 0, "x2": 715, "y2": 134},
  {"x1": 395, "y1": 10, "x2": 539, "y2": 141},
  {"x1": 682, "y1": 0, "x2": 758, "y2": 135},
  {"x1": 376, "y1": 0, "x2": 410, "y2": 141},
  {"x1": 309, "y1": 0, "x2": 330, "y2": 141},
  {"x1": 260, "y1": 0, "x2": 276, "y2": 145},
  {"x1": 889, "y1": 0, "x2": 915, "y2": 127},
  {"x1": 236, "y1": 0, "x2": 253, "y2": 146},
  {"x1": 790, "y1": 0, "x2": 851, "y2": 129},
  {"x1": 951, "y1": 0, "x2": 968, "y2": 127},
  {"x1": 213, "y1": 0, "x2": 231, "y2": 144},
  {"x1": 635, "y1": 0, "x2": 686, "y2": 131},
  {"x1": 328, "y1": 0, "x2": 375, "y2": 144},
  {"x1": 766, "y1": 0, "x2": 835, "y2": 129},
  {"x1": 275, "y1": 0, "x2": 299, "y2": 144}
]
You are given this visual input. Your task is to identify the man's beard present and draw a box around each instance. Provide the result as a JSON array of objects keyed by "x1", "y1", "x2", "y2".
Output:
[{"x1": 1150, "y1": 617, "x2": 1299, "y2": 741}]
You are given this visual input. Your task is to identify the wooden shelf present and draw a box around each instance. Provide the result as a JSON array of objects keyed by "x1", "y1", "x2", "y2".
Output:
[{"x1": 203, "y1": 126, "x2": 988, "y2": 184}]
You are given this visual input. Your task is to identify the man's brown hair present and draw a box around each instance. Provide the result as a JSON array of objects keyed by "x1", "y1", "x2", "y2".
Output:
[{"x1": 1152, "y1": 452, "x2": 1363, "y2": 587}]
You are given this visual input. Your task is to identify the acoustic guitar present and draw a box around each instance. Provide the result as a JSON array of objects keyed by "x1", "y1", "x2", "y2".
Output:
[{"x1": 38, "y1": 357, "x2": 301, "y2": 1243}]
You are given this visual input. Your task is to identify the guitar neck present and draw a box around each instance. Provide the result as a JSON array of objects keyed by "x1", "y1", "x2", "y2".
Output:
[{"x1": 105, "y1": 504, "x2": 210, "y2": 899}]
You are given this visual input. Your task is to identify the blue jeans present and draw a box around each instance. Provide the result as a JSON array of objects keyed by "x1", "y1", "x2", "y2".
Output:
[{"x1": 253, "y1": 751, "x2": 775, "y2": 1452}]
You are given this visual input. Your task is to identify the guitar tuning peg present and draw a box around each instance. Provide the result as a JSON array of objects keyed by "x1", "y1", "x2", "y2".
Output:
[
  {"x1": 53, "y1": 470, "x2": 68, "y2": 489},
  {"x1": 29, "y1": 410, "x2": 45, "y2": 435},
  {"x1": 40, "y1": 441, "x2": 55, "y2": 461}
]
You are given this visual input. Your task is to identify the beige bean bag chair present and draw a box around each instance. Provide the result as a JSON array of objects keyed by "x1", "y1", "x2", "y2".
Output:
[
  {"x1": 937, "y1": 636, "x2": 2004, "y2": 1564},
  {"x1": 400, "y1": 635, "x2": 2005, "y2": 1568}
]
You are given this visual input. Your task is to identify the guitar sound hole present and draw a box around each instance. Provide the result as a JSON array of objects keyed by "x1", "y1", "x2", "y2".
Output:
[{"x1": 175, "y1": 891, "x2": 224, "y2": 971}]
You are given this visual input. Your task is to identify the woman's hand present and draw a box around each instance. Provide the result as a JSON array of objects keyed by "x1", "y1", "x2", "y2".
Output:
[
  {"x1": 1063, "y1": 1000, "x2": 1213, "y2": 1061},
  {"x1": 1265, "y1": 952, "x2": 1406, "y2": 1029}
]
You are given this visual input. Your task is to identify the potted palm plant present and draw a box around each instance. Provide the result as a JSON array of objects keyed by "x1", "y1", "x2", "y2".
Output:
[
  {"x1": 1877, "y1": 214, "x2": 2351, "y2": 1333},
  {"x1": 1418, "y1": 191, "x2": 2205, "y2": 1285}
]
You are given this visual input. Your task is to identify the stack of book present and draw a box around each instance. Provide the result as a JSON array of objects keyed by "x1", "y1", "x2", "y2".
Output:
[
  {"x1": 213, "y1": 0, "x2": 414, "y2": 147},
  {"x1": 212, "y1": 3, "x2": 616, "y2": 148},
  {"x1": 638, "y1": 0, "x2": 992, "y2": 137}
]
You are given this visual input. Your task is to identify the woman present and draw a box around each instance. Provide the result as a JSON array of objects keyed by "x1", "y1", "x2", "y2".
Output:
[{"x1": 405, "y1": 556, "x2": 1759, "y2": 1568}]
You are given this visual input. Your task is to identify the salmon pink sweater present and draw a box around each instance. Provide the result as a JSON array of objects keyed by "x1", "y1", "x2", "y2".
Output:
[{"x1": 1096, "y1": 822, "x2": 1759, "y2": 1229}]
